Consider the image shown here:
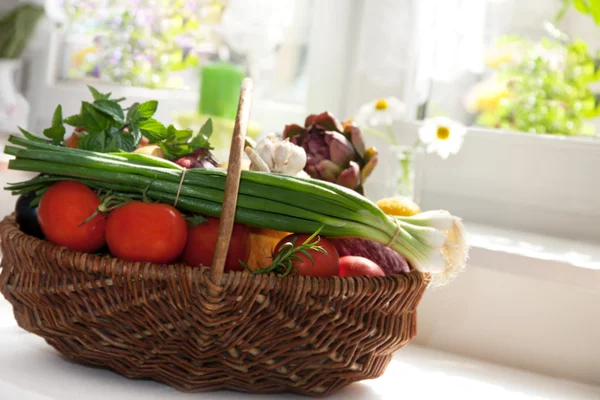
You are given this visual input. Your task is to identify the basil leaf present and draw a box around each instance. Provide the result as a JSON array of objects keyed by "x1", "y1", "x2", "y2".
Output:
[
  {"x1": 105, "y1": 127, "x2": 135, "y2": 152},
  {"x1": 87, "y1": 85, "x2": 111, "y2": 101},
  {"x1": 199, "y1": 118, "x2": 213, "y2": 137},
  {"x1": 130, "y1": 125, "x2": 142, "y2": 146},
  {"x1": 93, "y1": 100, "x2": 125, "y2": 124},
  {"x1": 138, "y1": 100, "x2": 158, "y2": 119},
  {"x1": 127, "y1": 102, "x2": 140, "y2": 123},
  {"x1": 42, "y1": 105, "x2": 66, "y2": 144},
  {"x1": 50, "y1": 105, "x2": 63, "y2": 127},
  {"x1": 77, "y1": 130, "x2": 106, "y2": 151},
  {"x1": 81, "y1": 102, "x2": 111, "y2": 133},
  {"x1": 158, "y1": 142, "x2": 194, "y2": 159},
  {"x1": 139, "y1": 118, "x2": 168, "y2": 142},
  {"x1": 63, "y1": 114, "x2": 85, "y2": 127},
  {"x1": 19, "y1": 127, "x2": 50, "y2": 143},
  {"x1": 167, "y1": 124, "x2": 193, "y2": 142},
  {"x1": 43, "y1": 125, "x2": 66, "y2": 145}
]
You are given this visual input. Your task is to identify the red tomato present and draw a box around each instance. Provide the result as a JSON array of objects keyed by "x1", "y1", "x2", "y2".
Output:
[
  {"x1": 339, "y1": 256, "x2": 385, "y2": 277},
  {"x1": 181, "y1": 217, "x2": 250, "y2": 272},
  {"x1": 275, "y1": 234, "x2": 339, "y2": 277},
  {"x1": 138, "y1": 137, "x2": 150, "y2": 147},
  {"x1": 106, "y1": 202, "x2": 187, "y2": 264},
  {"x1": 64, "y1": 133, "x2": 81, "y2": 149},
  {"x1": 38, "y1": 181, "x2": 106, "y2": 253}
]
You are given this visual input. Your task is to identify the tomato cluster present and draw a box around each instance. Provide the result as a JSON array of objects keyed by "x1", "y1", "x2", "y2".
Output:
[
  {"x1": 36, "y1": 181, "x2": 250, "y2": 271},
  {"x1": 34, "y1": 181, "x2": 383, "y2": 277}
]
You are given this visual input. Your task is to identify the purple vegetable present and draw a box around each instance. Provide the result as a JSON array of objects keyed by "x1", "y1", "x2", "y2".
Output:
[
  {"x1": 174, "y1": 148, "x2": 219, "y2": 169},
  {"x1": 331, "y1": 238, "x2": 410, "y2": 275}
]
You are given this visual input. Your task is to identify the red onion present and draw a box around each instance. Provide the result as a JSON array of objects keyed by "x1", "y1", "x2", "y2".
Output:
[{"x1": 331, "y1": 238, "x2": 410, "y2": 275}]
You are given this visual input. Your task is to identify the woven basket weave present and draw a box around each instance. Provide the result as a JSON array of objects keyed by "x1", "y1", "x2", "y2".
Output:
[{"x1": 0, "y1": 79, "x2": 429, "y2": 396}]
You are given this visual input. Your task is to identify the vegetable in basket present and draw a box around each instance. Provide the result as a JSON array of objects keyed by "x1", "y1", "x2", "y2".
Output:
[
  {"x1": 339, "y1": 256, "x2": 385, "y2": 277},
  {"x1": 37, "y1": 181, "x2": 106, "y2": 253},
  {"x1": 106, "y1": 201, "x2": 188, "y2": 264},
  {"x1": 182, "y1": 217, "x2": 250, "y2": 272},
  {"x1": 5, "y1": 134, "x2": 467, "y2": 284},
  {"x1": 283, "y1": 112, "x2": 378, "y2": 194},
  {"x1": 14, "y1": 193, "x2": 44, "y2": 239}
]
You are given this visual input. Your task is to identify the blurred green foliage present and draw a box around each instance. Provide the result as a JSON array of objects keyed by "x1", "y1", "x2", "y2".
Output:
[
  {"x1": 0, "y1": 4, "x2": 44, "y2": 59},
  {"x1": 475, "y1": 35, "x2": 600, "y2": 136},
  {"x1": 556, "y1": 0, "x2": 600, "y2": 25}
]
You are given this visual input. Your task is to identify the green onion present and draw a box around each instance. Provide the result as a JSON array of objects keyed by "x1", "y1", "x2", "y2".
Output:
[{"x1": 4, "y1": 135, "x2": 468, "y2": 280}]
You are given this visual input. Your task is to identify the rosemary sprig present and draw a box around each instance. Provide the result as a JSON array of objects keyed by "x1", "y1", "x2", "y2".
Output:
[{"x1": 243, "y1": 226, "x2": 327, "y2": 278}]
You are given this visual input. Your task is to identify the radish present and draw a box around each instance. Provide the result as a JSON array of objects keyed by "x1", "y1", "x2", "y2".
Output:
[{"x1": 339, "y1": 256, "x2": 385, "y2": 277}]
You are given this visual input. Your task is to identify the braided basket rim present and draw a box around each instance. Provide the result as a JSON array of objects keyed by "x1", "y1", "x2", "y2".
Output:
[{"x1": 0, "y1": 214, "x2": 429, "y2": 296}]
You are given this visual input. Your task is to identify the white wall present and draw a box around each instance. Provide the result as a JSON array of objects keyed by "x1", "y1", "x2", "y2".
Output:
[{"x1": 414, "y1": 263, "x2": 600, "y2": 386}]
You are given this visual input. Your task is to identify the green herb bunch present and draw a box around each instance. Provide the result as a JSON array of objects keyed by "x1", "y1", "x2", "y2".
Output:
[{"x1": 20, "y1": 86, "x2": 213, "y2": 159}]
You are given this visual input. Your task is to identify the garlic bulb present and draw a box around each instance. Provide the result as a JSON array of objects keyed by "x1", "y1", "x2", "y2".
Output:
[{"x1": 246, "y1": 133, "x2": 308, "y2": 177}]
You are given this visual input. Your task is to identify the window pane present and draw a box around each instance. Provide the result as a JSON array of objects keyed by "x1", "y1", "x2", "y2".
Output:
[
  {"x1": 420, "y1": 0, "x2": 600, "y2": 137},
  {"x1": 59, "y1": 0, "x2": 313, "y2": 105}
]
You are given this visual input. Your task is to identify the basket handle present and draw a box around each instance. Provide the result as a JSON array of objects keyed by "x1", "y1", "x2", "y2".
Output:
[{"x1": 210, "y1": 78, "x2": 253, "y2": 286}]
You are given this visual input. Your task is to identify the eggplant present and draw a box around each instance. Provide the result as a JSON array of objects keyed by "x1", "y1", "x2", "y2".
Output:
[{"x1": 15, "y1": 193, "x2": 44, "y2": 239}]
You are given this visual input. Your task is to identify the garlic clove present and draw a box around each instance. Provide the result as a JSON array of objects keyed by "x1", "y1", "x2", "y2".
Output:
[
  {"x1": 273, "y1": 138, "x2": 294, "y2": 172},
  {"x1": 254, "y1": 135, "x2": 276, "y2": 170},
  {"x1": 285, "y1": 143, "x2": 307, "y2": 175},
  {"x1": 245, "y1": 147, "x2": 271, "y2": 172}
]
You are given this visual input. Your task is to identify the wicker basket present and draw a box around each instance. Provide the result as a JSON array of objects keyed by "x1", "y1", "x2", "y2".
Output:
[{"x1": 0, "y1": 79, "x2": 429, "y2": 396}]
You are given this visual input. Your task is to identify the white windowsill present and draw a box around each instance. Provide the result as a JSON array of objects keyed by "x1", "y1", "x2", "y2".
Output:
[
  {"x1": 466, "y1": 222, "x2": 600, "y2": 293},
  {"x1": 1, "y1": 296, "x2": 599, "y2": 400}
]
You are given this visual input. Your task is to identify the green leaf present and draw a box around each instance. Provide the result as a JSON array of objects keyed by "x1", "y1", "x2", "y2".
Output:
[
  {"x1": 43, "y1": 125, "x2": 66, "y2": 145},
  {"x1": 81, "y1": 102, "x2": 111, "y2": 133},
  {"x1": 199, "y1": 118, "x2": 213, "y2": 137},
  {"x1": 573, "y1": 0, "x2": 590, "y2": 13},
  {"x1": 18, "y1": 127, "x2": 50, "y2": 143},
  {"x1": 93, "y1": 100, "x2": 125, "y2": 124},
  {"x1": 589, "y1": 0, "x2": 600, "y2": 24},
  {"x1": 139, "y1": 118, "x2": 168, "y2": 142},
  {"x1": 105, "y1": 127, "x2": 135, "y2": 152},
  {"x1": 131, "y1": 125, "x2": 142, "y2": 146},
  {"x1": 42, "y1": 105, "x2": 66, "y2": 145},
  {"x1": 185, "y1": 214, "x2": 207, "y2": 226},
  {"x1": 126, "y1": 102, "x2": 140, "y2": 123},
  {"x1": 87, "y1": 85, "x2": 111, "y2": 101},
  {"x1": 50, "y1": 105, "x2": 63, "y2": 127},
  {"x1": 158, "y1": 142, "x2": 194, "y2": 159},
  {"x1": 63, "y1": 114, "x2": 85, "y2": 127},
  {"x1": 77, "y1": 131, "x2": 106, "y2": 151},
  {"x1": 138, "y1": 100, "x2": 158, "y2": 119},
  {"x1": 167, "y1": 124, "x2": 193, "y2": 142}
]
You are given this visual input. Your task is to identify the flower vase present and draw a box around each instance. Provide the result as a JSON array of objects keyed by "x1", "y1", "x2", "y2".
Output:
[{"x1": 393, "y1": 145, "x2": 417, "y2": 200}]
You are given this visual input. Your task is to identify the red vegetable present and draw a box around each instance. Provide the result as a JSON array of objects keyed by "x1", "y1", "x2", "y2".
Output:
[
  {"x1": 37, "y1": 181, "x2": 106, "y2": 253},
  {"x1": 274, "y1": 234, "x2": 339, "y2": 277},
  {"x1": 181, "y1": 217, "x2": 250, "y2": 272},
  {"x1": 331, "y1": 238, "x2": 410, "y2": 275},
  {"x1": 339, "y1": 256, "x2": 385, "y2": 277},
  {"x1": 174, "y1": 148, "x2": 219, "y2": 169},
  {"x1": 106, "y1": 201, "x2": 187, "y2": 264}
]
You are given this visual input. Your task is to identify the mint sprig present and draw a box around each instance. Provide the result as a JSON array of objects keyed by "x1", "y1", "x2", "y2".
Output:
[{"x1": 19, "y1": 85, "x2": 214, "y2": 156}]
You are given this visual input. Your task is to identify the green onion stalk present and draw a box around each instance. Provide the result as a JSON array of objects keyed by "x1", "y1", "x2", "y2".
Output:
[{"x1": 4, "y1": 135, "x2": 468, "y2": 284}]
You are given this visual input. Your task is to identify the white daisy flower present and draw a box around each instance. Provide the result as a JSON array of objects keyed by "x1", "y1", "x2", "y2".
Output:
[
  {"x1": 355, "y1": 97, "x2": 405, "y2": 127},
  {"x1": 418, "y1": 117, "x2": 466, "y2": 160}
]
